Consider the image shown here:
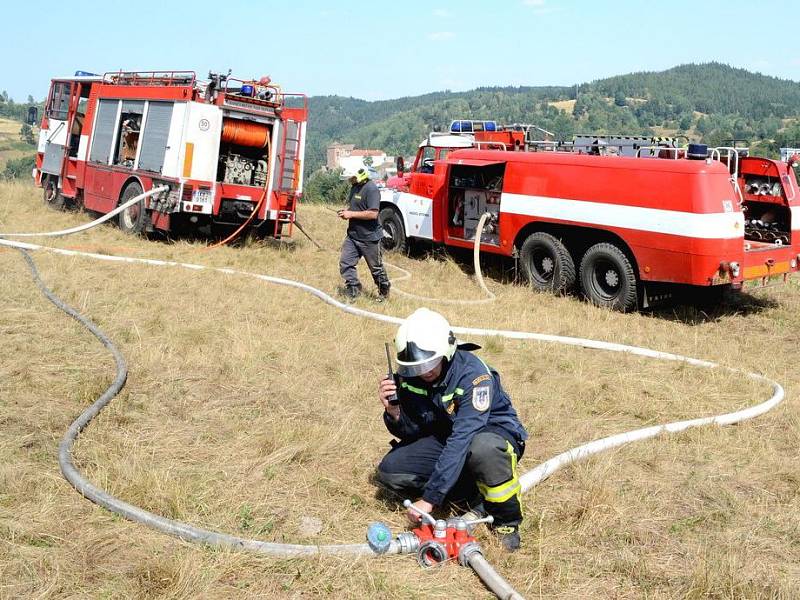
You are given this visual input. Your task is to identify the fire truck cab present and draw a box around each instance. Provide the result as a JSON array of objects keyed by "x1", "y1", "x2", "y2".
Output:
[{"x1": 35, "y1": 70, "x2": 307, "y2": 238}]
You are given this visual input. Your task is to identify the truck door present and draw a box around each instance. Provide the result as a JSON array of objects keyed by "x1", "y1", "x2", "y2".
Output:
[
  {"x1": 40, "y1": 81, "x2": 73, "y2": 189},
  {"x1": 409, "y1": 145, "x2": 437, "y2": 198}
]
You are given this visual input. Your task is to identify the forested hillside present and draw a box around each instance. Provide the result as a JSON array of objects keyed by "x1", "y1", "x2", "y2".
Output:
[
  {"x1": 305, "y1": 62, "x2": 800, "y2": 178},
  {"x1": 3, "y1": 63, "x2": 799, "y2": 184}
]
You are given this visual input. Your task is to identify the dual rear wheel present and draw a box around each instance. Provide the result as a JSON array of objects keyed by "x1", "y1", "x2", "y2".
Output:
[{"x1": 519, "y1": 232, "x2": 638, "y2": 312}]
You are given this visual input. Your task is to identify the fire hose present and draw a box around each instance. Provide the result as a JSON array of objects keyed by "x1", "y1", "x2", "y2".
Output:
[
  {"x1": 386, "y1": 211, "x2": 496, "y2": 305},
  {"x1": 2, "y1": 235, "x2": 785, "y2": 599},
  {"x1": 321, "y1": 205, "x2": 496, "y2": 304},
  {"x1": 0, "y1": 186, "x2": 169, "y2": 238}
]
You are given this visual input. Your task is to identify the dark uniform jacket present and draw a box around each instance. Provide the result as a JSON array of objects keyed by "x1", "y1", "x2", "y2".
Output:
[
  {"x1": 382, "y1": 350, "x2": 528, "y2": 506},
  {"x1": 346, "y1": 180, "x2": 382, "y2": 242}
]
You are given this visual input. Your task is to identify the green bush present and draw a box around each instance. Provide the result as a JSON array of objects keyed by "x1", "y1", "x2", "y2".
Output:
[
  {"x1": 2, "y1": 154, "x2": 35, "y2": 180},
  {"x1": 303, "y1": 168, "x2": 350, "y2": 204}
]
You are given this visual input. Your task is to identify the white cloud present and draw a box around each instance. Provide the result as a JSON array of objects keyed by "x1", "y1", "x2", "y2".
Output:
[
  {"x1": 433, "y1": 8, "x2": 451, "y2": 17},
  {"x1": 428, "y1": 31, "x2": 455, "y2": 41}
]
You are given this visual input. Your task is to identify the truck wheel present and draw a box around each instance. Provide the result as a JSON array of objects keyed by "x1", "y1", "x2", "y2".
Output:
[
  {"x1": 519, "y1": 232, "x2": 575, "y2": 292},
  {"x1": 118, "y1": 182, "x2": 149, "y2": 235},
  {"x1": 579, "y1": 242, "x2": 638, "y2": 311},
  {"x1": 379, "y1": 207, "x2": 407, "y2": 253},
  {"x1": 42, "y1": 176, "x2": 65, "y2": 210}
]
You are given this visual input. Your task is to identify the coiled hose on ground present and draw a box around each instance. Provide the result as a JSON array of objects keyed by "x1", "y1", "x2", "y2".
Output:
[{"x1": 3, "y1": 236, "x2": 785, "y2": 599}]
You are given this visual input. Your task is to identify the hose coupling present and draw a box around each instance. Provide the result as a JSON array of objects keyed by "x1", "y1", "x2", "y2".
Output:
[
  {"x1": 396, "y1": 531, "x2": 420, "y2": 555},
  {"x1": 417, "y1": 539, "x2": 448, "y2": 568},
  {"x1": 458, "y1": 541, "x2": 483, "y2": 567}
]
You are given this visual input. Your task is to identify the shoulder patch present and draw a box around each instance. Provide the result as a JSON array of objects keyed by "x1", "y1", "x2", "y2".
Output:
[
  {"x1": 472, "y1": 385, "x2": 491, "y2": 412},
  {"x1": 472, "y1": 374, "x2": 491, "y2": 386}
]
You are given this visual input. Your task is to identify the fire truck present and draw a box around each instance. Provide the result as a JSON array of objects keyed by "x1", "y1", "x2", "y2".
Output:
[
  {"x1": 380, "y1": 122, "x2": 800, "y2": 311},
  {"x1": 34, "y1": 70, "x2": 308, "y2": 238}
]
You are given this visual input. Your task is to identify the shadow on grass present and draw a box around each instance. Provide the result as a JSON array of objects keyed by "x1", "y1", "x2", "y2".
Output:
[
  {"x1": 399, "y1": 243, "x2": 781, "y2": 325},
  {"x1": 645, "y1": 287, "x2": 779, "y2": 325}
]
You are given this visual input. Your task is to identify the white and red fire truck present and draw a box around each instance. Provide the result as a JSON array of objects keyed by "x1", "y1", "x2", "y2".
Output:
[
  {"x1": 380, "y1": 122, "x2": 800, "y2": 311},
  {"x1": 34, "y1": 70, "x2": 307, "y2": 238}
]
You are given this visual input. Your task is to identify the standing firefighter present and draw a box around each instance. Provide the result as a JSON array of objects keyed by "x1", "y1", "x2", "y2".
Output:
[
  {"x1": 338, "y1": 167, "x2": 391, "y2": 301},
  {"x1": 376, "y1": 308, "x2": 528, "y2": 551}
]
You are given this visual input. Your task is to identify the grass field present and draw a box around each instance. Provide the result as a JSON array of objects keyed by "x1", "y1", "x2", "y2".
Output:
[
  {"x1": 0, "y1": 118, "x2": 37, "y2": 171},
  {"x1": 1, "y1": 180, "x2": 799, "y2": 598}
]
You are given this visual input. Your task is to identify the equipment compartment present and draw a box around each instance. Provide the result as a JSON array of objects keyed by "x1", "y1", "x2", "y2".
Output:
[
  {"x1": 216, "y1": 118, "x2": 273, "y2": 187},
  {"x1": 447, "y1": 162, "x2": 505, "y2": 245},
  {"x1": 740, "y1": 157, "x2": 792, "y2": 247}
]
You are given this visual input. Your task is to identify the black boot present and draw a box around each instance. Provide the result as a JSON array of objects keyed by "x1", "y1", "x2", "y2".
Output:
[
  {"x1": 493, "y1": 524, "x2": 521, "y2": 552},
  {"x1": 377, "y1": 283, "x2": 391, "y2": 302},
  {"x1": 344, "y1": 284, "x2": 362, "y2": 301}
]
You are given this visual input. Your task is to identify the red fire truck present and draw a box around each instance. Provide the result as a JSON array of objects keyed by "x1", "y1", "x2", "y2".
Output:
[
  {"x1": 380, "y1": 126, "x2": 800, "y2": 311},
  {"x1": 34, "y1": 70, "x2": 308, "y2": 238}
]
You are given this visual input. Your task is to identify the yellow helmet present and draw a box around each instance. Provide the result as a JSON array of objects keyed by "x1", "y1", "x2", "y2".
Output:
[{"x1": 341, "y1": 166, "x2": 370, "y2": 183}]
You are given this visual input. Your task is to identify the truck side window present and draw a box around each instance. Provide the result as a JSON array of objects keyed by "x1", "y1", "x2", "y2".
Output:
[
  {"x1": 418, "y1": 146, "x2": 436, "y2": 174},
  {"x1": 47, "y1": 82, "x2": 72, "y2": 121}
]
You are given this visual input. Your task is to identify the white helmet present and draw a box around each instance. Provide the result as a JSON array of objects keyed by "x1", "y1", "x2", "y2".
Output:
[{"x1": 393, "y1": 308, "x2": 483, "y2": 377}]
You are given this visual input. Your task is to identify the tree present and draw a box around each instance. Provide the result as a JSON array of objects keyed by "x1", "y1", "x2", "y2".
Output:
[
  {"x1": 20, "y1": 123, "x2": 35, "y2": 145},
  {"x1": 303, "y1": 168, "x2": 350, "y2": 204}
]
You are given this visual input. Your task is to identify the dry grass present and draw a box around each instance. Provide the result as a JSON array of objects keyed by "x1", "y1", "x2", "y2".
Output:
[
  {"x1": 548, "y1": 100, "x2": 576, "y2": 115},
  {"x1": 0, "y1": 118, "x2": 37, "y2": 171},
  {"x1": 2, "y1": 179, "x2": 800, "y2": 598}
]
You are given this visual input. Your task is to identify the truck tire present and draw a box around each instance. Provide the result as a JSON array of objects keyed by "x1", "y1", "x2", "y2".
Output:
[
  {"x1": 519, "y1": 232, "x2": 576, "y2": 293},
  {"x1": 42, "y1": 176, "x2": 65, "y2": 210},
  {"x1": 379, "y1": 207, "x2": 407, "y2": 253},
  {"x1": 579, "y1": 242, "x2": 638, "y2": 312},
  {"x1": 118, "y1": 182, "x2": 150, "y2": 235}
]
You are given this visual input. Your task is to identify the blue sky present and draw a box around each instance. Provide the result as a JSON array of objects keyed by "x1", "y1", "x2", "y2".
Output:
[{"x1": 1, "y1": 0, "x2": 798, "y2": 102}]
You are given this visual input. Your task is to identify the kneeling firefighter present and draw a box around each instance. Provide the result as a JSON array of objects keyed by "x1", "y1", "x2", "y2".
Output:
[{"x1": 376, "y1": 308, "x2": 528, "y2": 551}]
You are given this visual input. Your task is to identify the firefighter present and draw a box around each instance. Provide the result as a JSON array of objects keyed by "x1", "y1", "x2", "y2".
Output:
[
  {"x1": 376, "y1": 308, "x2": 528, "y2": 551},
  {"x1": 338, "y1": 167, "x2": 391, "y2": 301}
]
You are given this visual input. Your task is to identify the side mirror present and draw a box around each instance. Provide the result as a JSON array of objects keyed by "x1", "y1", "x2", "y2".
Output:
[
  {"x1": 396, "y1": 156, "x2": 404, "y2": 175},
  {"x1": 26, "y1": 106, "x2": 38, "y2": 126}
]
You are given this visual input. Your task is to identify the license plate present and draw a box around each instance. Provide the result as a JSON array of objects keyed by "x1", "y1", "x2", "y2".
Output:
[{"x1": 192, "y1": 190, "x2": 212, "y2": 204}]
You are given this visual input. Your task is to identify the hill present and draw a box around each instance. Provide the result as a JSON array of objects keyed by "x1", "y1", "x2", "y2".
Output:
[{"x1": 305, "y1": 62, "x2": 800, "y2": 177}]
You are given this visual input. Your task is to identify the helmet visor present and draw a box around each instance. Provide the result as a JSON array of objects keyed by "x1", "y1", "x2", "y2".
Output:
[
  {"x1": 396, "y1": 341, "x2": 442, "y2": 377},
  {"x1": 396, "y1": 355, "x2": 443, "y2": 378}
]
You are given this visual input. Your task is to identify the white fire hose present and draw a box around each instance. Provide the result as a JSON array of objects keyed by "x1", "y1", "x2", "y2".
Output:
[
  {"x1": 0, "y1": 186, "x2": 168, "y2": 238},
  {"x1": 0, "y1": 211, "x2": 784, "y2": 599}
]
